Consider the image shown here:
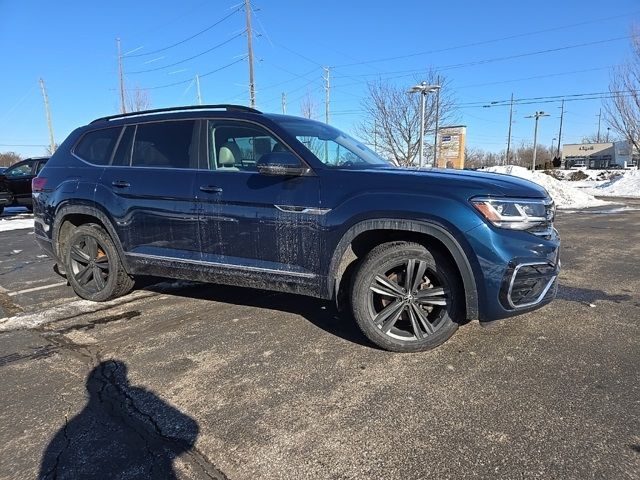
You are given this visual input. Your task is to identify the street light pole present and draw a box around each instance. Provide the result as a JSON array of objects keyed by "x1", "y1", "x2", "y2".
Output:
[
  {"x1": 433, "y1": 75, "x2": 440, "y2": 167},
  {"x1": 526, "y1": 111, "x2": 550, "y2": 170},
  {"x1": 409, "y1": 82, "x2": 441, "y2": 168}
]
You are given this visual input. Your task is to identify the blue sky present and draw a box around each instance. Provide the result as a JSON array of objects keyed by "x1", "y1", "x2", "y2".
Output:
[{"x1": 1, "y1": 0, "x2": 638, "y2": 158}]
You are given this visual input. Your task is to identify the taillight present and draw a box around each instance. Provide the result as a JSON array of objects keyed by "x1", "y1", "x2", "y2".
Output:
[{"x1": 32, "y1": 177, "x2": 47, "y2": 192}]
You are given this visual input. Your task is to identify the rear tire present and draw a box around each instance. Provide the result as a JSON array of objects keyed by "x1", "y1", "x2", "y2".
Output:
[
  {"x1": 64, "y1": 223, "x2": 134, "y2": 302},
  {"x1": 350, "y1": 241, "x2": 462, "y2": 352}
]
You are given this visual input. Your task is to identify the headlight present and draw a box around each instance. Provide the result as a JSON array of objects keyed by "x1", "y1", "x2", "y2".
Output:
[{"x1": 471, "y1": 197, "x2": 554, "y2": 231}]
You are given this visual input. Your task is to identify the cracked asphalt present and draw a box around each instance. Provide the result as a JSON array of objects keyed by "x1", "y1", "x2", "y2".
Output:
[{"x1": 0, "y1": 200, "x2": 638, "y2": 479}]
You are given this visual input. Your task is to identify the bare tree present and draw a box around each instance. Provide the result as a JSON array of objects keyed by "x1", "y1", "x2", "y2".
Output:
[
  {"x1": 464, "y1": 147, "x2": 502, "y2": 169},
  {"x1": 300, "y1": 92, "x2": 318, "y2": 120},
  {"x1": 126, "y1": 86, "x2": 151, "y2": 112},
  {"x1": 356, "y1": 71, "x2": 457, "y2": 166},
  {"x1": 605, "y1": 29, "x2": 640, "y2": 152},
  {"x1": 512, "y1": 142, "x2": 553, "y2": 169},
  {"x1": 0, "y1": 152, "x2": 22, "y2": 167},
  {"x1": 581, "y1": 132, "x2": 605, "y2": 143}
]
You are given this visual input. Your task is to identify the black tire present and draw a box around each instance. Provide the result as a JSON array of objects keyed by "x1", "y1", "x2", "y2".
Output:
[
  {"x1": 64, "y1": 223, "x2": 134, "y2": 302},
  {"x1": 351, "y1": 241, "x2": 462, "y2": 352}
]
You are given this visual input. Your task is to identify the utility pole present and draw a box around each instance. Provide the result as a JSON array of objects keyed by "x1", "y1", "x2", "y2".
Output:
[
  {"x1": 433, "y1": 75, "x2": 440, "y2": 167},
  {"x1": 597, "y1": 108, "x2": 602, "y2": 142},
  {"x1": 556, "y1": 99, "x2": 564, "y2": 160},
  {"x1": 195, "y1": 74, "x2": 202, "y2": 105},
  {"x1": 117, "y1": 38, "x2": 126, "y2": 114},
  {"x1": 281, "y1": 92, "x2": 286, "y2": 114},
  {"x1": 244, "y1": 0, "x2": 256, "y2": 108},
  {"x1": 39, "y1": 78, "x2": 56, "y2": 153},
  {"x1": 505, "y1": 93, "x2": 514, "y2": 165},
  {"x1": 526, "y1": 111, "x2": 550, "y2": 170},
  {"x1": 323, "y1": 67, "x2": 331, "y2": 124}
]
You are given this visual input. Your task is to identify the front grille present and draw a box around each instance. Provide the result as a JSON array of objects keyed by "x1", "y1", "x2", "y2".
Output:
[{"x1": 500, "y1": 262, "x2": 558, "y2": 309}]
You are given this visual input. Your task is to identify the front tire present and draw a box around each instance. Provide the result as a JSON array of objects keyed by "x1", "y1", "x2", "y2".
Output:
[
  {"x1": 351, "y1": 242, "x2": 462, "y2": 352},
  {"x1": 64, "y1": 224, "x2": 134, "y2": 302}
]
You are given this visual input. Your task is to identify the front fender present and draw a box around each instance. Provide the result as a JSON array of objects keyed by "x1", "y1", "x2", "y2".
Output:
[{"x1": 325, "y1": 217, "x2": 481, "y2": 321}]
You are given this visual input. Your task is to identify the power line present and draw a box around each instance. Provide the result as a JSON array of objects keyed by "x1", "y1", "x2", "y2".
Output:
[
  {"x1": 332, "y1": 11, "x2": 638, "y2": 68},
  {"x1": 128, "y1": 32, "x2": 245, "y2": 74},
  {"x1": 145, "y1": 57, "x2": 246, "y2": 90},
  {"x1": 124, "y1": 7, "x2": 242, "y2": 58},
  {"x1": 332, "y1": 36, "x2": 628, "y2": 81}
]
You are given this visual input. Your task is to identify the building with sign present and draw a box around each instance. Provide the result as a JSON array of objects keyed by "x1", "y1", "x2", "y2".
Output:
[
  {"x1": 436, "y1": 125, "x2": 466, "y2": 169},
  {"x1": 561, "y1": 141, "x2": 636, "y2": 168}
]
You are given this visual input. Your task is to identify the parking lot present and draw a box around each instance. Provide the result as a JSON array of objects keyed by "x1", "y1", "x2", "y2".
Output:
[{"x1": 0, "y1": 202, "x2": 638, "y2": 479}]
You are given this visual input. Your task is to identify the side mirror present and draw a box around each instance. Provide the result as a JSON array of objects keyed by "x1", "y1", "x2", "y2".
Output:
[{"x1": 257, "y1": 152, "x2": 307, "y2": 177}]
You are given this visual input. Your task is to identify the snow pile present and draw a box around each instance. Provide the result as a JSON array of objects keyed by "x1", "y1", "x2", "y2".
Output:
[
  {"x1": 0, "y1": 214, "x2": 34, "y2": 232},
  {"x1": 482, "y1": 165, "x2": 610, "y2": 209},
  {"x1": 580, "y1": 169, "x2": 640, "y2": 197}
]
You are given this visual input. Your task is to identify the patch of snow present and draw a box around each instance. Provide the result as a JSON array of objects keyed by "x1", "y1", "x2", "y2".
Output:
[
  {"x1": 482, "y1": 165, "x2": 611, "y2": 209},
  {"x1": 11, "y1": 250, "x2": 22, "y2": 254},
  {"x1": 0, "y1": 216, "x2": 34, "y2": 232},
  {"x1": 580, "y1": 169, "x2": 640, "y2": 197}
]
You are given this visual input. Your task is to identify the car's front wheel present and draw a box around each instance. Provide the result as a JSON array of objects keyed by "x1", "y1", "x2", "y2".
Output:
[
  {"x1": 351, "y1": 241, "x2": 462, "y2": 352},
  {"x1": 64, "y1": 224, "x2": 134, "y2": 302}
]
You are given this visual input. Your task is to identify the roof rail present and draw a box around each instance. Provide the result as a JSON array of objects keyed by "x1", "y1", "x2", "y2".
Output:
[{"x1": 90, "y1": 104, "x2": 262, "y2": 124}]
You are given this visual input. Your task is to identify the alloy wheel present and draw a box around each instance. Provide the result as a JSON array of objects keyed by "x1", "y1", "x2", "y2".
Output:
[
  {"x1": 368, "y1": 258, "x2": 449, "y2": 341},
  {"x1": 69, "y1": 235, "x2": 111, "y2": 294}
]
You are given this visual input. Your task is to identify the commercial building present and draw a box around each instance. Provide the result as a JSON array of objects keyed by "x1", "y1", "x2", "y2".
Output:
[{"x1": 562, "y1": 141, "x2": 637, "y2": 168}]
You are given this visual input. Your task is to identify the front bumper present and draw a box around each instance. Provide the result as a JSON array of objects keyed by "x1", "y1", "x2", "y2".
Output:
[
  {"x1": 465, "y1": 222, "x2": 561, "y2": 322},
  {"x1": 499, "y1": 259, "x2": 560, "y2": 310}
]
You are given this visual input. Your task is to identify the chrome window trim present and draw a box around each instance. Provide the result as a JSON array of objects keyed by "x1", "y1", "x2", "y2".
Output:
[{"x1": 507, "y1": 261, "x2": 557, "y2": 309}]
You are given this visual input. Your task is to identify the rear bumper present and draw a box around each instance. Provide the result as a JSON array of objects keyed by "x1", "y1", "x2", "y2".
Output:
[{"x1": 35, "y1": 233, "x2": 56, "y2": 259}]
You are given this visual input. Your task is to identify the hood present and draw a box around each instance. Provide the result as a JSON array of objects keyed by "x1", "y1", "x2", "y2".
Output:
[{"x1": 349, "y1": 166, "x2": 550, "y2": 199}]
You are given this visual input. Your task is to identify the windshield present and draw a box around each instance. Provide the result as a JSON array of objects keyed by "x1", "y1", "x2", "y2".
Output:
[{"x1": 273, "y1": 117, "x2": 393, "y2": 168}]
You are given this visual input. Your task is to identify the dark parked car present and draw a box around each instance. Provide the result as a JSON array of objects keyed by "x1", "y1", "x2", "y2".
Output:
[
  {"x1": 33, "y1": 105, "x2": 560, "y2": 352},
  {"x1": 0, "y1": 157, "x2": 49, "y2": 215}
]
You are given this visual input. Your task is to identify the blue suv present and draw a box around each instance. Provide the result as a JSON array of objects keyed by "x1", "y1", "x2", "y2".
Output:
[{"x1": 33, "y1": 105, "x2": 560, "y2": 352}]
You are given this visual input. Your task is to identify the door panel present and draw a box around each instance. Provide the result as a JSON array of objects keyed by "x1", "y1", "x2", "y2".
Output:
[
  {"x1": 197, "y1": 120, "x2": 321, "y2": 275},
  {"x1": 95, "y1": 121, "x2": 201, "y2": 261},
  {"x1": 4, "y1": 160, "x2": 35, "y2": 203}
]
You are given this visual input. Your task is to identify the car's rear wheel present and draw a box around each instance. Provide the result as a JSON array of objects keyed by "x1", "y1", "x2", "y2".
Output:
[
  {"x1": 65, "y1": 224, "x2": 134, "y2": 302},
  {"x1": 351, "y1": 241, "x2": 461, "y2": 352}
]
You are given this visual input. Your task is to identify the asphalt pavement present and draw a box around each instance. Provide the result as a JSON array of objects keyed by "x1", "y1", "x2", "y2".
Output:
[{"x1": 0, "y1": 201, "x2": 638, "y2": 479}]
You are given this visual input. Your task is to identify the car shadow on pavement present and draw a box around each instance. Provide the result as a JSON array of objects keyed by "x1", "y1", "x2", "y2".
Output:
[
  {"x1": 556, "y1": 284, "x2": 632, "y2": 304},
  {"x1": 141, "y1": 278, "x2": 378, "y2": 350},
  {"x1": 38, "y1": 360, "x2": 202, "y2": 480}
]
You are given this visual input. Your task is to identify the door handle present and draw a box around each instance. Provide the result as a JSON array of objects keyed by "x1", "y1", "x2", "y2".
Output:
[
  {"x1": 111, "y1": 180, "x2": 130, "y2": 188},
  {"x1": 199, "y1": 185, "x2": 223, "y2": 194}
]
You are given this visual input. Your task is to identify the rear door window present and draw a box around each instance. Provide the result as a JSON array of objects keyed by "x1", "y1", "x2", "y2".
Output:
[
  {"x1": 74, "y1": 127, "x2": 122, "y2": 165},
  {"x1": 131, "y1": 121, "x2": 197, "y2": 169}
]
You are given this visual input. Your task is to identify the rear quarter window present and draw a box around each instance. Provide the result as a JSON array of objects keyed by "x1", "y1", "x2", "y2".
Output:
[{"x1": 74, "y1": 127, "x2": 122, "y2": 165}]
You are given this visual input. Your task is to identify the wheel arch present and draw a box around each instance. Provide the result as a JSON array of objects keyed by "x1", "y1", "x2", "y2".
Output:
[
  {"x1": 328, "y1": 219, "x2": 480, "y2": 321},
  {"x1": 52, "y1": 204, "x2": 130, "y2": 273}
]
